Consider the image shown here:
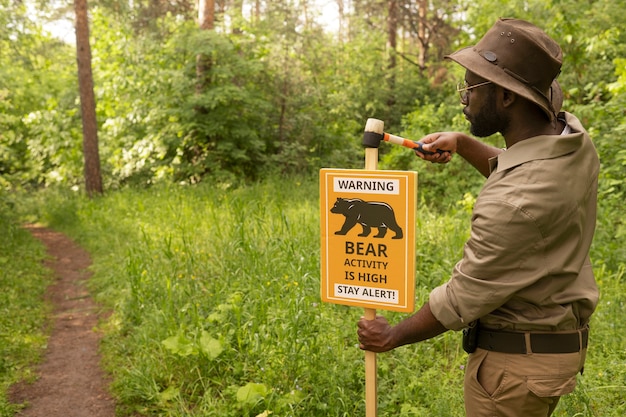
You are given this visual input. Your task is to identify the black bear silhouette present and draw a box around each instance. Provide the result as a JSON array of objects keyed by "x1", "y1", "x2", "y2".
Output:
[{"x1": 330, "y1": 198, "x2": 403, "y2": 239}]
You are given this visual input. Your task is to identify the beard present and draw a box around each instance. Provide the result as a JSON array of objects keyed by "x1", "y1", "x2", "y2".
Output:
[{"x1": 465, "y1": 89, "x2": 510, "y2": 137}]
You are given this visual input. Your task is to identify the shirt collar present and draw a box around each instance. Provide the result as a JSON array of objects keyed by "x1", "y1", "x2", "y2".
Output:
[{"x1": 489, "y1": 112, "x2": 584, "y2": 174}]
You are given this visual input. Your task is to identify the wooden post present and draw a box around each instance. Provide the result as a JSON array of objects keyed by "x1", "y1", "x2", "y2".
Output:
[
  {"x1": 364, "y1": 307, "x2": 377, "y2": 417},
  {"x1": 364, "y1": 146, "x2": 378, "y2": 417}
]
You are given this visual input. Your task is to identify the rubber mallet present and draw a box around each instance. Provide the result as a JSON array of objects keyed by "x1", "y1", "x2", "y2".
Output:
[{"x1": 362, "y1": 118, "x2": 441, "y2": 155}]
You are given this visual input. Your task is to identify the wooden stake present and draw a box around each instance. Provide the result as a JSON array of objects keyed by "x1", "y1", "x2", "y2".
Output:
[
  {"x1": 364, "y1": 148, "x2": 378, "y2": 171},
  {"x1": 364, "y1": 307, "x2": 377, "y2": 417},
  {"x1": 364, "y1": 146, "x2": 378, "y2": 417}
]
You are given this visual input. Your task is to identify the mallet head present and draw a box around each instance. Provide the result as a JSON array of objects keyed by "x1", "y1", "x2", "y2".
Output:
[{"x1": 362, "y1": 118, "x2": 385, "y2": 148}]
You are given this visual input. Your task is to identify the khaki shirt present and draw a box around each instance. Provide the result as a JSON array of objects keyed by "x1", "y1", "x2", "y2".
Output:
[{"x1": 430, "y1": 112, "x2": 600, "y2": 332}]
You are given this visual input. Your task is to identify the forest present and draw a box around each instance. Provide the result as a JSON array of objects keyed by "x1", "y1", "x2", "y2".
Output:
[
  {"x1": 1, "y1": 0, "x2": 625, "y2": 416},
  {"x1": 0, "y1": 0, "x2": 622, "y2": 197}
]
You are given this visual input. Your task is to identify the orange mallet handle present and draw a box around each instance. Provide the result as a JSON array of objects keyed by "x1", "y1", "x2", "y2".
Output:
[{"x1": 383, "y1": 133, "x2": 440, "y2": 155}]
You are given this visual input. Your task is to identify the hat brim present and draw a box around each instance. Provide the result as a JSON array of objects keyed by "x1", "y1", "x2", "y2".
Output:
[{"x1": 446, "y1": 46, "x2": 562, "y2": 120}]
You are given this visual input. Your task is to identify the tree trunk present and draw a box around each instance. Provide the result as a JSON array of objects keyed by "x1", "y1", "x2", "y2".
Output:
[
  {"x1": 337, "y1": 0, "x2": 345, "y2": 41},
  {"x1": 196, "y1": 0, "x2": 215, "y2": 95},
  {"x1": 74, "y1": 0, "x2": 102, "y2": 197},
  {"x1": 386, "y1": 0, "x2": 397, "y2": 108},
  {"x1": 417, "y1": 0, "x2": 428, "y2": 70},
  {"x1": 198, "y1": 0, "x2": 215, "y2": 31}
]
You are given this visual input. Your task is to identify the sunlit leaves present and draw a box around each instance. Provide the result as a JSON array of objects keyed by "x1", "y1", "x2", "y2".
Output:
[
  {"x1": 236, "y1": 382, "x2": 269, "y2": 405},
  {"x1": 161, "y1": 331, "x2": 224, "y2": 360}
]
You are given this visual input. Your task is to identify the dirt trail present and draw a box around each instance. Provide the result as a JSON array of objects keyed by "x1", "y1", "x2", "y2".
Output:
[{"x1": 9, "y1": 226, "x2": 115, "y2": 417}]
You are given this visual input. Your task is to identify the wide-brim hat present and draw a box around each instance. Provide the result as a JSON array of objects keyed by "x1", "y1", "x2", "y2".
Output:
[{"x1": 446, "y1": 18, "x2": 563, "y2": 121}]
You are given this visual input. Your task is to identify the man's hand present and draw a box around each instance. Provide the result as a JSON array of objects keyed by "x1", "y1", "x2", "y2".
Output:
[
  {"x1": 356, "y1": 303, "x2": 449, "y2": 353},
  {"x1": 357, "y1": 315, "x2": 396, "y2": 353},
  {"x1": 414, "y1": 132, "x2": 462, "y2": 164}
]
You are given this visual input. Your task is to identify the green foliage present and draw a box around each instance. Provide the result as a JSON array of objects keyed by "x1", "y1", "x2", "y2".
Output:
[
  {"x1": 0, "y1": 1, "x2": 77, "y2": 187},
  {"x1": 2, "y1": 0, "x2": 624, "y2": 192},
  {"x1": 87, "y1": 7, "x2": 372, "y2": 184},
  {"x1": 0, "y1": 196, "x2": 50, "y2": 415},
  {"x1": 91, "y1": 11, "x2": 270, "y2": 184}
]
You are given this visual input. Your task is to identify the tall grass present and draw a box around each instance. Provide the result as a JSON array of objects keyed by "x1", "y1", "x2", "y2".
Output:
[
  {"x1": 14, "y1": 176, "x2": 626, "y2": 416},
  {"x1": 0, "y1": 198, "x2": 50, "y2": 416}
]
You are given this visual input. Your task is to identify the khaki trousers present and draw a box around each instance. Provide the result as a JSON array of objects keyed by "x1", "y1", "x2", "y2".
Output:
[{"x1": 464, "y1": 348, "x2": 587, "y2": 417}]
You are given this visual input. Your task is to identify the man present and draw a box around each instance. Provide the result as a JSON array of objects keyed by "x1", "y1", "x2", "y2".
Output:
[{"x1": 357, "y1": 18, "x2": 599, "y2": 417}]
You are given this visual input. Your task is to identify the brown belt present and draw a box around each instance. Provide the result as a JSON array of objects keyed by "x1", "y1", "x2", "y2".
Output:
[{"x1": 477, "y1": 327, "x2": 589, "y2": 354}]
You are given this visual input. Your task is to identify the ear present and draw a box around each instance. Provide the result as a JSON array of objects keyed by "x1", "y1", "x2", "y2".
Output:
[{"x1": 501, "y1": 89, "x2": 517, "y2": 108}]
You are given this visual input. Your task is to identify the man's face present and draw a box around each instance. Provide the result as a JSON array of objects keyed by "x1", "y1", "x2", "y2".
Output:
[{"x1": 462, "y1": 72, "x2": 509, "y2": 137}]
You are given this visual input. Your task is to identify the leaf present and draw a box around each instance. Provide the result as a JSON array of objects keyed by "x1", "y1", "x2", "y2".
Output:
[
  {"x1": 255, "y1": 411, "x2": 273, "y2": 417},
  {"x1": 208, "y1": 302, "x2": 233, "y2": 323},
  {"x1": 161, "y1": 333, "x2": 196, "y2": 356},
  {"x1": 277, "y1": 389, "x2": 305, "y2": 408},
  {"x1": 199, "y1": 331, "x2": 224, "y2": 360},
  {"x1": 158, "y1": 385, "x2": 180, "y2": 403},
  {"x1": 236, "y1": 382, "x2": 269, "y2": 405}
]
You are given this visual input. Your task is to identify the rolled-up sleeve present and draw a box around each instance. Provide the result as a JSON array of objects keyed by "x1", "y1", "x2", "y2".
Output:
[{"x1": 429, "y1": 277, "x2": 466, "y2": 331}]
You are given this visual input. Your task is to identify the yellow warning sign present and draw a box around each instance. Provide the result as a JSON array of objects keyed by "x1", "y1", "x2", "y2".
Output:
[{"x1": 320, "y1": 169, "x2": 416, "y2": 313}]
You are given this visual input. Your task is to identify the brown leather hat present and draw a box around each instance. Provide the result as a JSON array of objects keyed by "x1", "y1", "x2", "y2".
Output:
[{"x1": 446, "y1": 18, "x2": 563, "y2": 121}]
